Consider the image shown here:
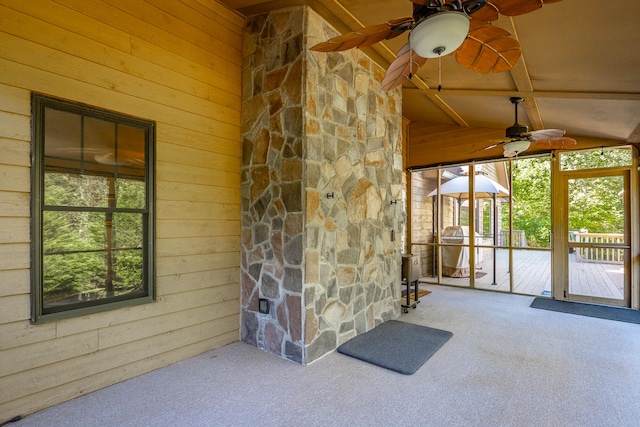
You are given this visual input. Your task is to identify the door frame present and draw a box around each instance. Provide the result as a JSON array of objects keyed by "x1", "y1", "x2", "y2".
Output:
[{"x1": 551, "y1": 151, "x2": 637, "y2": 308}]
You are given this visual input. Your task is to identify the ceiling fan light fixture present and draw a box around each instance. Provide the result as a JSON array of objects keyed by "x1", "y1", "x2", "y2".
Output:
[
  {"x1": 409, "y1": 12, "x2": 470, "y2": 59},
  {"x1": 503, "y1": 140, "x2": 531, "y2": 155}
]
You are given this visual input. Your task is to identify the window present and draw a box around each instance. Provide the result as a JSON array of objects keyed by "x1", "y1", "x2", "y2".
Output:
[
  {"x1": 31, "y1": 94, "x2": 155, "y2": 323},
  {"x1": 560, "y1": 146, "x2": 632, "y2": 170}
]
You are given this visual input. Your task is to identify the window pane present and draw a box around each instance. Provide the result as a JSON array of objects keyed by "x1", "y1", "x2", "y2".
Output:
[
  {"x1": 112, "y1": 212, "x2": 143, "y2": 249},
  {"x1": 112, "y1": 213, "x2": 144, "y2": 295},
  {"x1": 117, "y1": 124, "x2": 146, "y2": 179},
  {"x1": 474, "y1": 247, "x2": 510, "y2": 291},
  {"x1": 560, "y1": 147, "x2": 632, "y2": 171},
  {"x1": 568, "y1": 176, "x2": 625, "y2": 235},
  {"x1": 42, "y1": 250, "x2": 144, "y2": 308},
  {"x1": 511, "y1": 157, "x2": 551, "y2": 248},
  {"x1": 116, "y1": 178, "x2": 146, "y2": 209},
  {"x1": 42, "y1": 211, "x2": 146, "y2": 307},
  {"x1": 512, "y1": 249, "x2": 551, "y2": 296},
  {"x1": 44, "y1": 172, "x2": 111, "y2": 208},
  {"x1": 84, "y1": 116, "x2": 116, "y2": 177},
  {"x1": 113, "y1": 249, "x2": 144, "y2": 295},
  {"x1": 118, "y1": 124, "x2": 145, "y2": 154},
  {"x1": 43, "y1": 251, "x2": 107, "y2": 308},
  {"x1": 409, "y1": 169, "x2": 438, "y2": 279},
  {"x1": 44, "y1": 108, "x2": 82, "y2": 173},
  {"x1": 43, "y1": 211, "x2": 107, "y2": 253}
]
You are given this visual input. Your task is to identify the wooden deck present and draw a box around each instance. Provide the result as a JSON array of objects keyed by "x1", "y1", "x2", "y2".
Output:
[
  {"x1": 568, "y1": 253, "x2": 624, "y2": 300},
  {"x1": 422, "y1": 248, "x2": 624, "y2": 299}
]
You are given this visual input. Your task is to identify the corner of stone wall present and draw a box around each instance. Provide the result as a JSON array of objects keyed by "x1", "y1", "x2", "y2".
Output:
[{"x1": 240, "y1": 6, "x2": 307, "y2": 364}]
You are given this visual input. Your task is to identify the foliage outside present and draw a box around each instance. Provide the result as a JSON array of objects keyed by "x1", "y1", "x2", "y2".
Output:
[
  {"x1": 505, "y1": 148, "x2": 629, "y2": 248},
  {"x1": 508, "y1": 157, "x2": 551, "y2": 248},
  {"x1": 43, "y1": 173, "x2": 144, "y2": 306},
  {"x1": 562, "y1": 148, "x2": 628, "y2": 234}
]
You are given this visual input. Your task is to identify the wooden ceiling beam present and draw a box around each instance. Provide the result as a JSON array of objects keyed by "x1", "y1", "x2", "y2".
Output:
[
  {"x1": 402, "y1": 88, "x2": 640, "y2": 101},
  {"x1": 495, "y1": 17, "x2": 544, "y2": 130},
  {"x1": 627, "y1": 121, "x2": 640, "y2": 143},
  {"x1": 233, "y1": 0, "x2": 310, "y2": 16}
]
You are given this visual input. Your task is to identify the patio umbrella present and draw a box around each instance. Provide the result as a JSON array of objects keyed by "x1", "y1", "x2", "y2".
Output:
[
  {"x1": 427, "y1": 174, "x2": 509, "y2": 198},
  {"x1": 429, "y1": 174, "x2": 510, "y2": 286}
]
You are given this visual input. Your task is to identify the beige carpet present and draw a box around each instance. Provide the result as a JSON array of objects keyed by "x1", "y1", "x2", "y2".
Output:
[{"x1": 12, "y1": 285, "x2": 640, "y2": 427}]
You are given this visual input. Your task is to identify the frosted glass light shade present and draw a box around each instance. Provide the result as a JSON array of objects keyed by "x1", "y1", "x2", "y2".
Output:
[
  {"x1": 503, "y1": 140, "x2": 531, "y2": 154},
  {"x1": 409, "y1": 12, "x2": 470, "y2": 58}
]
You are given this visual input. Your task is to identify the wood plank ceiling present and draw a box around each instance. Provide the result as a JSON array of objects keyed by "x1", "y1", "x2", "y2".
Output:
[{"x1": 220, "y1": 0, "x2": 640, "y2": 166}]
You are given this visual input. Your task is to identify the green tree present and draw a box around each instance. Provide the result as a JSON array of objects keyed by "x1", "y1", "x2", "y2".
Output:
[
  {"x1": 42, "y1": 173, "x2": 146, "y2": 304},
  {"x1": 507, "y1": 158, "x2": 551, "y2": 248},
  {"x1": 568, "y1": 175, "x2": 624, "y2": 233},
  {"x1": 502, "y1": 148, "x2": 629, "y2": 248}
]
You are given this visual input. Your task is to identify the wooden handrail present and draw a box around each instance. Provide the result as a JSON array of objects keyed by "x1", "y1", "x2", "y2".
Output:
[
  {"x1": 498, "y1": 230, "x2": 527, "y2": 247},
  {"x1": 573, "y1": 232, "x2": 624, "y2": 263}
]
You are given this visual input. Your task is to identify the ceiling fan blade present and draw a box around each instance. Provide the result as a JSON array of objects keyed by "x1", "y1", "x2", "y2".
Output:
[
  {"x1": 471, "y1": 141, "x2": 504, "y2": 153},
  {"x1": 531, "y1": 137, "x2": 577, "y2": 149},
  {"x1": 471, "y1": 0, "x2": 562, "y2": 21},
  {"x1": 527, "y1": 128, "x2": 565, "y2": 140},
  {"x1": 310, "y1": 17, "x2": 413, "y2": 52},
  {"x1": 470, "y1": 2, "x2": 499, "y2": 21},
  {"x1": 455, "y1": 22, "x2": 521, "y2": 73},
  {"x1": 381, "y1": 43, "x2": 427, "y2": 91},
  {"x1": 408, "y1": 0, "x2": 446, "y2": 5}
]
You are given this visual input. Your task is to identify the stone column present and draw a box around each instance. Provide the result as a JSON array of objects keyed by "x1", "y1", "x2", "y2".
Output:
[{"x1": 241, "y1": 6, "x2": 403, "y2": 364}]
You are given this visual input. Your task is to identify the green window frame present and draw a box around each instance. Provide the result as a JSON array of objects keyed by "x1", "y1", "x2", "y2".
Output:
[{"x1": 31, "y1": 94, "x2": 155, "y2": 323}]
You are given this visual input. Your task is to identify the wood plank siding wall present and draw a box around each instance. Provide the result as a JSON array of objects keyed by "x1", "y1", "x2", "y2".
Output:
[{"x1": 0, "y1": 0, "x2": 243, "y2": 420}]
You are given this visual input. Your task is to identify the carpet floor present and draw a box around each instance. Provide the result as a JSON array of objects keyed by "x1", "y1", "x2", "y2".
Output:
[{"x1": 11, "y1": 285, "x2": 640, "y2": 427}]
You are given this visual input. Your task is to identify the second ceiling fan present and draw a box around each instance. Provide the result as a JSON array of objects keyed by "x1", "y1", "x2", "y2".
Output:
[
  {"x1": 310, "y1": 0, "x2": 563, "y2": 91},
  {"x1": 476, "y1": 97, "x2": 577, "y2": 157}
]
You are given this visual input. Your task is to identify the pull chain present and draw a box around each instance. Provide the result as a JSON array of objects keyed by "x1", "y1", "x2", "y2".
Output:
[
  {"x1": 438, "y1": 56, "x2": 442, "y2": 92},
  {"x1": 409, "y1": 47, "x2": 413, "y2": 80},
  {"x1": 433, "y1": 46, "x2": 445, "y2": 92}
]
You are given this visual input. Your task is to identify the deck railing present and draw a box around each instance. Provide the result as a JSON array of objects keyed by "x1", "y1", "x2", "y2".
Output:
[
  {"x1": 497, "y1": 230, "x2": 527, "y2": 247},
  {"x1": 574, "y1": 233, "x2": 624, "y2": 263}
]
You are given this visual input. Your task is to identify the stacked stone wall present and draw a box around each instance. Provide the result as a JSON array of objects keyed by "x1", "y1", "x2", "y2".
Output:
[
  {"x1": 241, "y1": 6, "x2": 403, "y2": 364},
  {"x1": 304, "y1": 9, "x2": 403, "y2": 362},
  {"x1": 241, "y1": 8, "x2": 306, "y2": 363}
]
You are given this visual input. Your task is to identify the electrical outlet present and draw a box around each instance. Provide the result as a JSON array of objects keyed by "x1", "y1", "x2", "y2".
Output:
[{"x1": 258, "y1": 298, "x2": 269, "y2": 314}]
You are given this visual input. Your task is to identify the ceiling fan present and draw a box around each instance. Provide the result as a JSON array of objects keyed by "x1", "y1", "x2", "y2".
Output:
[
  {"x1": 477, "y1": 97, "x2": 577, "y2": 157},
  {"x1": 53, "y1": 147, "x2": 145, "y2": 166},
  {"x1": 310, "y1": 0, "x2": 563, "y2": 91}
]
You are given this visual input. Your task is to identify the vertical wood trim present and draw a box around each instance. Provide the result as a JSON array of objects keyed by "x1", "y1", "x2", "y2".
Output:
[
  {"x1": 551, "y1": 154, "x2": 566, "y2": 300},
  {"x1": 631, "y1": 148, "x2": 639, "y2": 309},
  {"x1": 403, "y1": 117, "x2": 411, "y2": 253}
]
